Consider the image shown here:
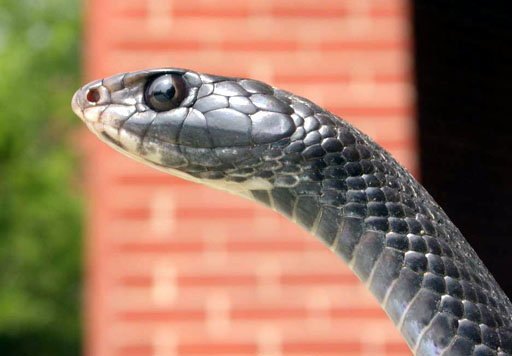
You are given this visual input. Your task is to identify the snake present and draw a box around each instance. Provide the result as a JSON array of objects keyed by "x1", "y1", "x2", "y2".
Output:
[{"x1": 72, "y1": 68, "x2": 512, "y2": 355}]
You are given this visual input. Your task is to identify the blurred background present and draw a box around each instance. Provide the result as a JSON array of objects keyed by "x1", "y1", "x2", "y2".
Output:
[{"x1": 0, "y1": 1, "x2": 510, "y2": 356}]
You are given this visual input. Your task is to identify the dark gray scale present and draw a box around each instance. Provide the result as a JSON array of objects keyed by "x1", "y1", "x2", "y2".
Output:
[
  {"x1": 251, "y1": 111, "x2": 296, "y2": 144},
  {"x1": 304, "y1": 131, "x2": 323, "y2": 146},
  {"x1": 404, "y1": 251, "x2": 428, "y2": 273},
  {"x1": 291, "y1": 102, "x2": 313, "y2": 118},
  {"x1": 473, "y1": 344, "x2": 497, "y2": 356},
  {"x1": 179, "y1": 109, "x2": 213, "y2": 148},
  {"x1": 290, "y1": 127, "x2": 306, "y2": 141},
  {"x1": 313, "y1": 206, "x2": 343, "y2": 247},
  {"x1": 369, "y1": 247, "x2": 404, "y2": 302},
  {"x1": 213, "y1": 81, "x2": 249, "y2": 97},
  {"x1": 400, "y1": 289, "x2": 441, "y2": 347},
  {"x1": 142, "y1": 137, "x2": 187, "y2": 168},
  {"x1": 461, "y1": 280, "x2": 478, "y2": 304},
  {"x1": 273, "y1": 174, "x2": 299, "y2": 187},
  {"x1": 343, "y1": 201, "x2": 367, "y2": 219},
  {"x1": 441, "y1": 256, "x2": 460, "y2": 279},
  {"x1": 119, "y1": 110, "x2": 155, "y2": 139},
  {"x1": 424, "y1": 273, "x2": 447, "y2": 295},
  {"x1": 322, "y1": 179, "x2": 347, "y2": 193},
  {"x1": 293, "y1": 181, "x2": 322, "y2": 196},
  {"x1": 464, "y1": 300, "x2": 483, "y2": 323},
  {"x1": 499, "y1": 328, "x2": 512, "y2": 353},
  {"x1": 181, "y1": 147, "x2": 221, "y2": 167},
  {"x1": 367, "y1": 201, "x2": 389, "y2": 217},
  {"x1": 182, "y1": 71, "x2": 202, "y2": 87},
  {"x1": 294, "y1": 195, "x2": 322, "y2": 231},
  {"x1": 250, "y1": 94, "x2": 293, "y2": 114},
  {"x1": 351, "y1": 230, "x2": 385, "y2": 281},
  {"x1": 458, "y1": 319, "x2": 482, "y2": 343},
  {"x1": 271, "y1": 188, "x2": 297, "y2": 219},
  {"x1": 229, "y1": 96, "x2": 258, "y2": 114},
  {"x1": 142, "y1": 109, "x2": 187, "y2": 145},
  {"x1": 197, "y1": 83, "x2": 214, "y2": 98},
  {"x1": 441, "y1": 337, "x2": 475, "y2": 356},
  {"x1": 301, "y1": 144, "x2": 326, "y2": 160},
  {"x1": 214, "y1": 146, "x2": 252, "y2": 164},
  {"x1": 238, "y1": 79, "x2": 273, "y2": 95},
  {"x1": 415, "y1": 313, "x2": 459, "y2": 355},
  {"x1": 385, "y1": 268, "x2": 424, "y2": 324},
  {"x1": 319, "y1": 188, "x2": 346, "y2": 207},
  {"x1": 199, "y1": 73, "x2": 226, "y2": 83},
  {"x1": 389, "y1": 217, "x2": 410, "y2": 234},
  {"x1": 445, "y1": 276, "x2": 464, "y2": 299},
  {"x1": 365, "y1": 216, "x2": 390, "y2": 232},
  {"x1": 273, "y1": 90, "x2": 293, "y2": 106},
  {"x1": 332, "y1": 216, "x2": 364, "y2": 262},
  {"x1": 408, "y1": 234, "x2": 428, "y2": 253},
  {"x1": 363, "y1": 169, "x2": 382, "y2": 185},
  {"x1": 205, "y1": 109, "x2": 252, "y2": 147},
  {"x1": 481, "y1": 325, "x2": 500, "y2": 349},
  {"x1": 193, "y1": 94, "x2": 228, "y2": 112},
  {"x1": 251, "y1": 189, "x2": 272, "y2": 206},
  {"x1": 321, "y1": 137, "x2": 344, "y2": 153},
  {"x1": 318, "y1": 125, "x2": 336, "y2": 139},
  {"x1": 304, "y1": 116, "x2": 320, "y2": 133},
  {"x1": 406, "y1": 217, "x2": 424, "y2": 233},
  {"x1": 236, "y1": 156, "x2": 264, "y2": 169},
  {"x1": 426, "y1": 253, "x2": 446, "y2": 275},
  {"x1": 386, "y1": 232, "x2": 409, "y2": 252}
]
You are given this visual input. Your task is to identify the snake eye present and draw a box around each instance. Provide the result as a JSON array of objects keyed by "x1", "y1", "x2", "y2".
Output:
[{"x1": 145, "y1": 74, "x2": 186, "y2": 112}]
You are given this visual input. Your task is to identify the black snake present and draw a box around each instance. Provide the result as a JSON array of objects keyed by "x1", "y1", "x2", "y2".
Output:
[{"x1": 72, "y1": 68, "x2": 512, "y2": 355}]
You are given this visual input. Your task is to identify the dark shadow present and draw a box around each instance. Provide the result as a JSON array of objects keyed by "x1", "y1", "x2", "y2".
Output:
[{"x1": 413, "y1": 1, "x2": 512, "y2": 296}]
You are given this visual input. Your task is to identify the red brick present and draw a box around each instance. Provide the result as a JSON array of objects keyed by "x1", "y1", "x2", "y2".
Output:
[
  {"x1": 179, "y1": 342, "x2": 257, "y2": 355},
  {"x1": 118, "y1": 272, "x2": 360, "y2": 289},
  {"x1": 282, "y1": 341, "x2": 361, "y2": 354},
  {"x1": 112, "y1": 206, "x2": 257, "y2": 220},
  {"x1": 116, "y1": 345, "x2": 152, "y2": 356},
  {"x1": 280, "y1": 273, "x2": 359, "y2": 286},
  {"x1": 112, "y1": 0, "x2": 408, "y2": 20},
  {"x1": 116, "y1": 309, "x2": 206, "y2": 322},
  {"x1": 108, "y1": 17, "x2": 408, "y2": 44}
]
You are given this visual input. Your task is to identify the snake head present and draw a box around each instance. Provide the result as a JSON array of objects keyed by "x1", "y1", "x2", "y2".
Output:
[{"x1": 72, "y1": 68, "x2": 345, "y2": 194}]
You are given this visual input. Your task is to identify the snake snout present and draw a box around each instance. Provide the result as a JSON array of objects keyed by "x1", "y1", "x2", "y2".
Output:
[
  {"x1": 71, "y1": 90, "x2": 83, "y2": 118},
  {"x1": 71, "y1": 81, "x2": 101, "y2": 120}
]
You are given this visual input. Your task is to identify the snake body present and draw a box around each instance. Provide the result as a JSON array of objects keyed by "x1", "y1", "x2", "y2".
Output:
[{"x1": 72, "y1": 68, "x2": 512, "y2": 355}]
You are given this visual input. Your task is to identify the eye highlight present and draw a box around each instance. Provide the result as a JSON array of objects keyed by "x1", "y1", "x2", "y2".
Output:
[{"x1": 145, "y1": 74, "x2": 186, "y2": 112}]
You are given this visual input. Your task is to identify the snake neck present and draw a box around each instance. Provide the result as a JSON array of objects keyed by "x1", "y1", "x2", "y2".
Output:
[{"x1": 248, "y1": 135, "x2": 512, "y2": 356}]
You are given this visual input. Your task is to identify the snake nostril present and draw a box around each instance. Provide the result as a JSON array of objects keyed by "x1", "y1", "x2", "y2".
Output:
[{"x1": 86, "y1": 88, "x2": 101, "y2": 103}]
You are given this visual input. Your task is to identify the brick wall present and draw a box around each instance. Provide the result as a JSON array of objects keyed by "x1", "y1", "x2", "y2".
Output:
[{"x1": 81, "y1": 1, "x2": 416, "y2": 355}]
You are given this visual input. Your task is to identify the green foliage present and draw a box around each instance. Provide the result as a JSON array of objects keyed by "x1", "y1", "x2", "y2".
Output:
[{"x1": 0, "y1": 0, "x2": 83, "y2": 354}]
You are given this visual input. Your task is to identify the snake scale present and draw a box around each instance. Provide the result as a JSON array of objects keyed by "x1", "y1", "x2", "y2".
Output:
[{"x1": 72, "y1": 68, "x2": 512, "y2": 355}]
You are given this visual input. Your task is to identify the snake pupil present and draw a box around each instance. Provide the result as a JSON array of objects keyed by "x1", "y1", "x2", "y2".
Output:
[{"x1": 145, "y1": 74, "x2": 185, "y2": 112}]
